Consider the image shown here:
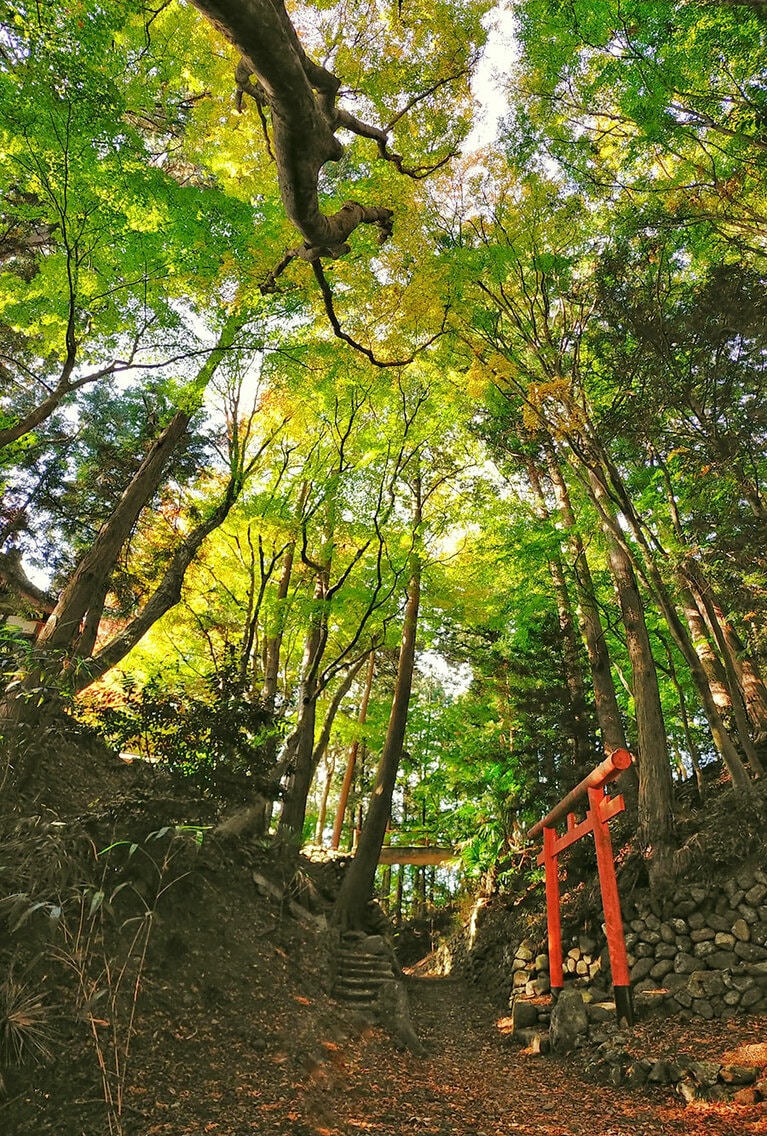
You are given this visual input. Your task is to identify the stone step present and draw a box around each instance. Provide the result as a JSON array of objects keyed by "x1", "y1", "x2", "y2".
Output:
[
  {"x1": 333, "y1": 984, "x2": 380, "y2": 1003},
  {"x1": 337, "y1": 960, "x2": 394, "y2": 977},
  {"x1": 337, "y1": 949, "x2": 390, "y2": 963},
  {"x1": 336, "y1": 971, "x2": 391, "y2": 988},
  {"x1": 334, "y1": 934, "x2": 399, "y2": 1006},
  {"x1": 339, "y1": 971, "x2": 393, "y2": 985}
]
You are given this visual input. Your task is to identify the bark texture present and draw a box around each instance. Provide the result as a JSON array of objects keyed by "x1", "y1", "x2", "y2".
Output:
[
  {"x1": 189, "y1": 0, "x2": 394, "y2": 255},
  {"x1": 545, "y1": 449, "x2": 638, "y2": 812},
  {"x1": 331, "y1": 648, "x2": 375, "y2": 850},
  {"x1": 526, "y1": 458, "x2": 593, "y2": 780}
]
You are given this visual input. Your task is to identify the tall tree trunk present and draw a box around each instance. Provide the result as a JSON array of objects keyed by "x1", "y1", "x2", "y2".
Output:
[
  {"x1": 276, "y1": 565, "x2": 330, "y2": 841},
  {"x1": 545, "y1": 446, "x2": 638, "y2": 815},
  {"x1": 526, "y1": 458, "x2": 593, "y2": 780},
  {"x1": 39, "y1": 409, "x2": 193, "y2": 655},
  {"x1": 39, "y1": 315, "x2": 240, "y2": 657},
  {"x1": 394, "y1": 863, "x2": 404, "y2": 925},
  {"x1": 693, "y1": 586, "x2": 764, "y2": 777},
  {"x1": 254, "y1": 536, "x2": 299, "y2": 832},
  {"x1": 417, "y1": 865, "x2": 427, "y2": 918},
  {"x1": 683, "y1": 565, "x2": 767, "y2": 775},
  {"x1": 658, "y1": 633, "x2": 705, "y2": 801},
  {"x1": 678, "y1": 586, "x2": 731, "y2": 712},
  {"x1": 262, "y1": 542, "x2": 297, "y2": 714},
  {"x1": 585, "y1": 466, "x2": 677, "y2": 880},
  {"x1": 596, "y1": 453, "x2": 754, "y2": 794},
  {"x1": 334, "y1": 500, "x2": 422, "y2": 930},
  {"x1": 274, "y1": 689, "x2": 319, "y2": 842},
  {"x1": 331, "y1": 648, "x2": 375, "y2": 849},
  {"x1": 262, "y1": 481, "x2": 311, "y2": 713},
  {"x1": 714, "y1": 614, "x2": 767, "y2": 737},
  {"x1": 72, "y1": 485, "x2": 240, "y2": 690},
  {"x1": 546, "y1": 449, "x2": 629, "y2": 756},
  {"x1": 303, "y1": 653, "x2": 368, "y2": 843},
  {"x1": 655, "y1": 448, "x2": 754, "y2": 752},
  {"x1": 314, "y1": 749, "x2": 336, "y2": 845},
  {"x1": 380, "y1": 863, "x2": 392, "y2": 913}
]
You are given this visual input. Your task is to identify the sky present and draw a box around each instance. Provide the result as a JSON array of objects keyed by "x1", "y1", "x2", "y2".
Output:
[{"x1": 467, "y1": 1, "x2": 519, "y2": 150}]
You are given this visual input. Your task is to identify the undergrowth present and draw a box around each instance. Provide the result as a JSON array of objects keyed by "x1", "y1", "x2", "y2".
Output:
[{"x1": 0, "y1": 813, "x2": 204, "y2": 1134}]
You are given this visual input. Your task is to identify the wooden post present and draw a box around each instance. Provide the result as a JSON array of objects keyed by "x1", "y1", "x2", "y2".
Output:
[
  {"x1": 588, "y1": 786, "x2": 634, "y2": 1024},
  {"x1": 543, "y1": 825, "x2": 564, "y2": 996}
]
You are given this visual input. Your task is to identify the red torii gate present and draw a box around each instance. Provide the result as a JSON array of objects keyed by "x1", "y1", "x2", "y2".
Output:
[{"x1": 528, "y1": 748, "x2": 635, "y2": 1025}]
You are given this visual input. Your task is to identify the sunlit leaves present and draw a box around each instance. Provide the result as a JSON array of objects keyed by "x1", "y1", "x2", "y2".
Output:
[{"x1": 511, "y1": 0, "x2": 767, "y2": 246}]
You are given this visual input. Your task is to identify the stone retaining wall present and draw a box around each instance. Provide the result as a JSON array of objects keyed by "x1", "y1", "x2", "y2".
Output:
[{"x1": 503, "y1": 864, "x2": 767, "y2": 1020}]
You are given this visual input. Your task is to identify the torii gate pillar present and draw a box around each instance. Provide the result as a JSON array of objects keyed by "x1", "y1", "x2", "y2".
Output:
[{"x1": 529, "y1": 749, "x2": 635, "y2": 1026}]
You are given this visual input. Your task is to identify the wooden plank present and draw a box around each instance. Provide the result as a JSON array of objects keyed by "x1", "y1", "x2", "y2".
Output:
[{"x1": 376, "y1": 846, "x2": 457, "y2": 866}]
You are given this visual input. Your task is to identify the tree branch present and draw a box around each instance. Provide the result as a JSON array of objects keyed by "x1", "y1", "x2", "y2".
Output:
[{"x1": 311, "y1": 261, "x2": 446, "y2": 367}]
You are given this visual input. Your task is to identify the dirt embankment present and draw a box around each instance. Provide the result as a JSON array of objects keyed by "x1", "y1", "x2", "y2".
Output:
[{"x1": 1, "y1": 739, "x2": 766, "y2": 1135}]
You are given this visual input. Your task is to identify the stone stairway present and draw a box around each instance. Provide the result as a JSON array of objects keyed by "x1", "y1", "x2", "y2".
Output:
[{"x1": 333, "y1": 931, "x2": 398, "y2": 1008}]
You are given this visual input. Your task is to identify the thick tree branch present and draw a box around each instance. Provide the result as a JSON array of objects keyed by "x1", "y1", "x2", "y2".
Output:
[{"x1": 190, "y1": 0, "x2": 456, "y2": 257}]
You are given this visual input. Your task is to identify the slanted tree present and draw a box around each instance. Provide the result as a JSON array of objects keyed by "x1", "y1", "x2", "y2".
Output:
[{"x1": 0, "y1": 316, "x2": 288, "y2": 729}]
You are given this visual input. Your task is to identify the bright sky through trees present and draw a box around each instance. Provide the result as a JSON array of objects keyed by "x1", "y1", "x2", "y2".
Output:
[{"x1": 467, "y1": 2, "x2": 519, "y2": 149}]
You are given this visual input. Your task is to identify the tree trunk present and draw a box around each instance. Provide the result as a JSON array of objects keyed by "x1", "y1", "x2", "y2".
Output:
[
  {"x1": 314, "y1": 749, "x2": 336, "y2": 845},
  {"x1": 658, "y1": 633, "x2": 705, "y2": 801},
  {"x1": 262, "y1": 542, "x2": 296, "y2": 713},
  {"x1": 679, "y1": 586, "x2": 731, "y2": 712},
  {"x1": 546, "y1": 449, "x2": 629, "y2": 756},
  {"x1": 38, "y1": 316, "x2": 240, "y2": 657},
  {"x1": 585, "y1": 466, "x2": 677, "y2": 878},
  {"x1": 417, "y1": 865, "x2": 427, "y2": 918},
  {"x1": 655, "y1": 449, "x2": 762, "y2": 768},
  {"x1": 312, "y1": 654, "x2": 366, "y2": 770},
  {"x1": 72, "y1": 486, "x2": 239, "y2": 690},
  {"x1": 716, "y1": 617, "x2": 767, "y2": 737},
  {"x1": 331, "y1": 648, "x2": 375, "y2": 849},
  {"x1": 597, "y1": 454, "x2": 754, "y2": 794},
  {"x1": 683, "y1": 565, "x2": 767, "y2": 775},
  {"x1": 189, "y1": 0, "x2": 394, "y2": 254},
  {"x1": 303, "y1": 653, "x2": 368, "y2": 843},
  {"x1": 675, "y1": 579, "x2": 765, "y2": 774},
  {"x1": 394, "y1": 864, "x2": 404, "y2": 925},
  {"x1": 526, "y1": 458, "x2": 593, "y2": 780},
  {"x1": 545, "y1": 447, "x2": 638, "y2": 815},
  {"x1": 379, "y1": 863, "x2": 392, "y2": 913},
  {"x1": 334, "y1": 512, "x2": 421, "y2": 929},
  {"x1": 276, "y1": 566, "x2": 330, "y2": 841},
  {"x1": 38, "y1": 409, "x2": 192, "y2": 655}
]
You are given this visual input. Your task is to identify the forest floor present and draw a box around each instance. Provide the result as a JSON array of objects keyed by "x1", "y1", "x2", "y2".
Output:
[{"x1": 2, "y1": 735, "x2": 767, "y2": 1135}]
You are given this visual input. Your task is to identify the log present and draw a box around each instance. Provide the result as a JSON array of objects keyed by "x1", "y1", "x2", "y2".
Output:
[
  {"x1": 376, "y1": 846, "x2": 457, "y2": 866},
  {"x1": 528, "y1": 748, "x2": 633, "y2": 839}
]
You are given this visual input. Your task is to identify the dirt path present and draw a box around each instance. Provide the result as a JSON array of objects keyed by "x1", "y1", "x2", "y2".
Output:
[{"x1": 300, "y1": 976, "x2": 767, "y2": 1136}]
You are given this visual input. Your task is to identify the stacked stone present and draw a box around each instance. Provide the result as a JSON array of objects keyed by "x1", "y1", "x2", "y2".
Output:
[
  {"x1": 561, "y1": 933, "x2": 602, "y2": 984},
  {"x1": 509, "y1": 934, "x2": 607, "y2": 1001},
  {"x1": 626, "y1": 867, "x2": 767, "y2": 1019},
  {"x1": 585, "y1": 1034, "x2": 767, "y2": 1103},
  {"x1": 510, "y1": 987, "x2": 767, "y2": 1104},
  {"x1": 509, "y1": 937, "x2": 551, "y2": 999}
]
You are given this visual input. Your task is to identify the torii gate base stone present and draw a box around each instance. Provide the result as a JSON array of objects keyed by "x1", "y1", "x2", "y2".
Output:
[{"x1": 528, "y1": 749, "x2": 635, "y2": 1026}]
